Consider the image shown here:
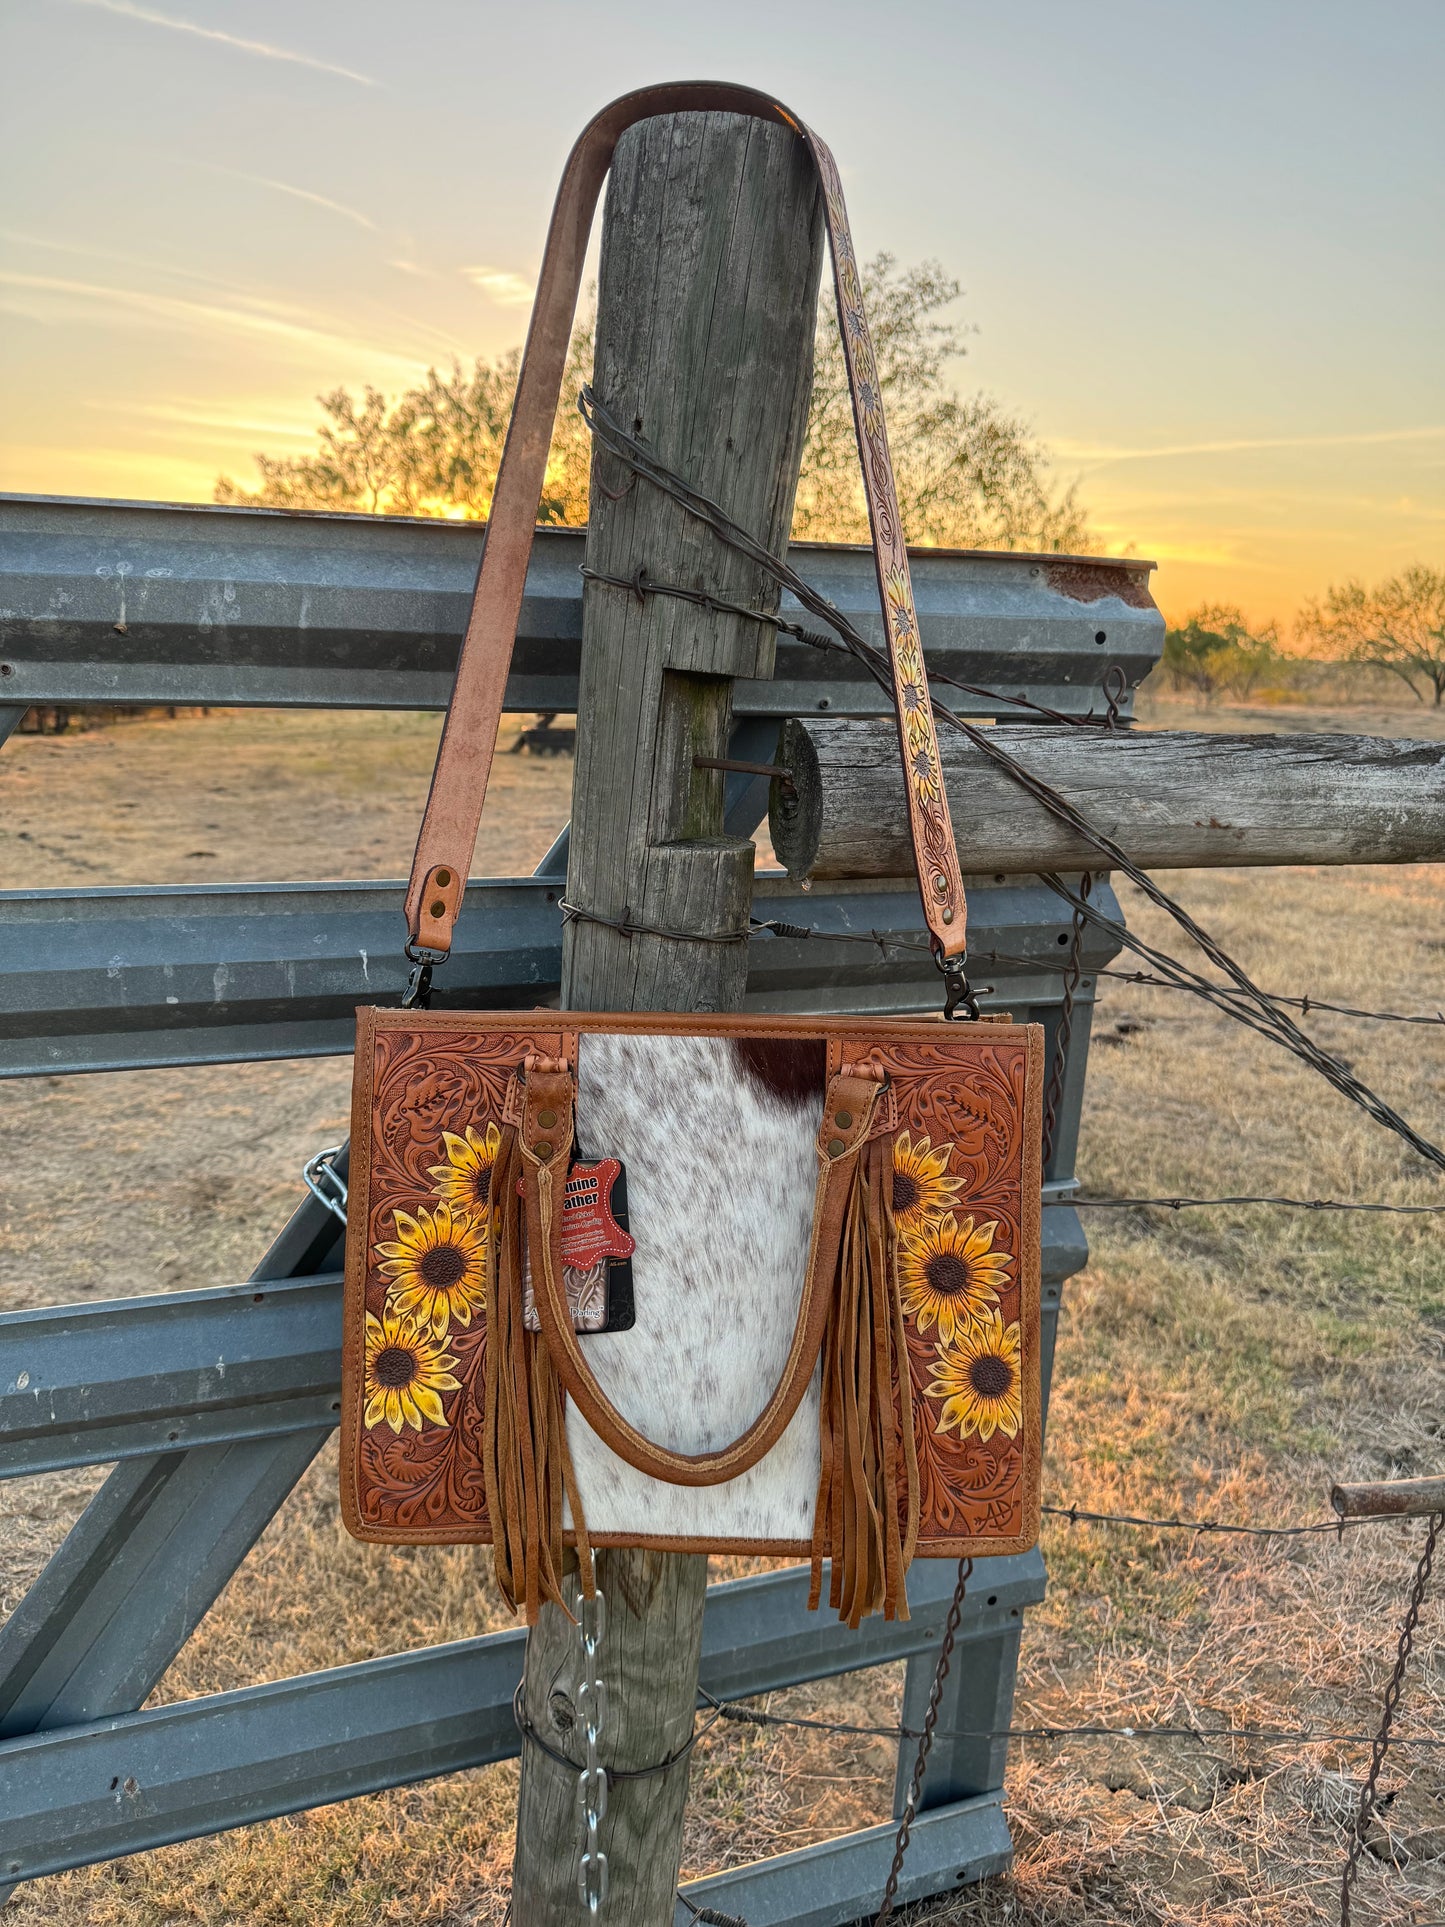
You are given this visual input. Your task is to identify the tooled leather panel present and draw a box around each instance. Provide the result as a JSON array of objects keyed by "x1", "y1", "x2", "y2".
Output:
[
  {"x1": 352, "y1": 1024, "x2": 563, "y2": 1537},
  {"x1": 877, "y1": 1036, "x2": 1036, "y2": 1546},
  {"x1": 346, "y1": 1015, "x2": 1038, "y2": 1550}
]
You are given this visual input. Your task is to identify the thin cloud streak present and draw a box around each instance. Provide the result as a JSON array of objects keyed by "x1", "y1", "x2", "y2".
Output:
[
  {"x1": 0, "y1": 226, "x2": 247, "y2": 295},
  {"x1": 193, "y1": 164, "x2": 378, "y2": 231},
  {"x1": 65, "y1": 0, "x2": 377, "y2": 86},
  {"x1": 0, "y1": 271, "x2": 427, "y2": 378},
  {"x1": 461, "y1": 265, "x2": 536, "y2": 308},
  {"x1": 84, "y1": 398, "x2": 320, "y2": 438},
  {"x1": 1055, "y1": 425, "x2": 1445, "y2": 466}
]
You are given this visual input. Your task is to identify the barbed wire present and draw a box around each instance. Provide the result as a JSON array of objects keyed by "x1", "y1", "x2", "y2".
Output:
[
  {"x1": 1041, "y1": 1502, "x2": 1376, "y2": 1538},
  {"x1": 581, "y1": 385, "x2": 1445, "y2": 1174},
  {"x1": 696, "y1": 1690, "x2": 1445, "y2": 1756},
  {"x1": 971, "y1": 949, "x2": 1445, "y2": 1030},
  {"x1": 1035, "y1": 870, "x2": 1445, "y2": 1172},
  {"x1": 1066, "y1": 1193, "x2": 1445, "y2": 1216},
  {"x1": 749, "y1": 922, "x2": 1445, "y2": 1031}
]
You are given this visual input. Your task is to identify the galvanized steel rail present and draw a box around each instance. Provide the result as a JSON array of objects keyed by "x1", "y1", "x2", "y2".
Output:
[
  {"x1": 0, "y1": 493, "x2": 1161, "y2": 1920},
  {"x1": 0, "y1": 495, "x2": 1158, "y2": 718}
]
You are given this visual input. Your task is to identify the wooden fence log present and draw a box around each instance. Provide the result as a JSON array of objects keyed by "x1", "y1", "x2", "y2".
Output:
[
  {"x1": 1331, "y1": 1475, "x2": 1445, "y2": 1520},
  {"x1": 770, "y1": 720, "x2": 1445, "y2": 880},
  {"x1": 510, "y1": 110, "x2": 823, "y2": 1926}
]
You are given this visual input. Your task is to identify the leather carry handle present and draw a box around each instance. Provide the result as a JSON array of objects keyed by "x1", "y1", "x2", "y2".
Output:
[
  {"x1": 403, "y1": 82, "x2": 966, "y2": 963},
  {"x1": 516, "y1": 1063, "x2": 888, "y2": 1487}
]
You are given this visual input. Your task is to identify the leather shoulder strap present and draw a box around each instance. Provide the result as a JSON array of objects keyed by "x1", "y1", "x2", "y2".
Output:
[{"x1": 404, "y1": 82, "x2": 965, "y2": 961}]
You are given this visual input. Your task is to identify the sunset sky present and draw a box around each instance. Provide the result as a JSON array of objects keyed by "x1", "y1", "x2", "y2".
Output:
[{"x1": 2, "y1": 0, "x2": 1441, "y2": 625}]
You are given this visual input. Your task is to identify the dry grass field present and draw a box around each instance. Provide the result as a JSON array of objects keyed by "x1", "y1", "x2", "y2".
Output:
[{"x1": 2, "y1": 689, "x2": 1444, "y2": 1923}]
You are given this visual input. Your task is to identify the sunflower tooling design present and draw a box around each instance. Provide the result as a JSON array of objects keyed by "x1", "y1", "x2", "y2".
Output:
[
  {"x1": 375, "y1": 1199, "x2": 488, "y2": 1341},
  {"x1": 898, "y1": 1210, "x2": 1010, "y2": 1346},
  {"x1": 926, "y1": 1306, "x2": 1024, "y2": 1443},
  {"x1": 364, "y1": 1115, "x2": 500, "y2": 1431},
  {"x1": 428, "y1": 1121, "x2": 502, "y2": 1214},
  {"x1": 362, "y1": 1306, "x2": 462, "y2": 1434},
  {"x1": 889, "y1": 1130, "x2": 965, "y2": 1235},
  {"x1": 891, "y1": 1124, "x2": 1025, "y2": 1451}
]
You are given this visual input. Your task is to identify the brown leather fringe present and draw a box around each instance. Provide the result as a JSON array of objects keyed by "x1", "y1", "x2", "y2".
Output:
[
  {"x1": 480, "y1": 1123, "x2": 592, "y2": 1622},
  {"x1": 809, "y1": 1131, "x2": 919, "y2": 1626}
]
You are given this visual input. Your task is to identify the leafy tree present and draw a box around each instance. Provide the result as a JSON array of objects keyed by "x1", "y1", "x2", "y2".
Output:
[
  {"x1": 215, "y1": 257, "x2": 1087, "y2": 551},
  {"x1": 1298, "y1": 566, "x2": 1445, "y2": 706},
  {"x1": 215, "y1": 335, "x2": 593, "y2": 525},
  {"x1": 1162, "y1": 605, "x2": 1280, "y2": 702},
  {"x1": 214, "y1": 385, "x2": 397, "y2": 514},
  {"x1": 793, "y1": 254, "x2": 1088, "y2": 551}
]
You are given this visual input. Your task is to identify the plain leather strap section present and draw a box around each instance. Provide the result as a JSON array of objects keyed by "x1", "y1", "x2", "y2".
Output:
[
  {"x1": 517, "y1": 1064, "x2": 887, "y2": 1487},
  {"x1": 403, "y1": 80, "x2": 966, "y2": 962}
]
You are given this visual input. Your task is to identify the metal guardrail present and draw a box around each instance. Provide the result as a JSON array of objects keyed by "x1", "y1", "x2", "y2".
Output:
[
  {"x1": 0, "y1": 1553, "x2": 1043, "y2": 1887},
  {"x1": 0, "y1": 492, "x2": 1162, "y2": 1918},
  {"x1": 0, "y1": 873, "x2": 1106, "y2": 1075},
  {"x1": 0, "y1": 494, "x2": 1161, "y2": 718}
]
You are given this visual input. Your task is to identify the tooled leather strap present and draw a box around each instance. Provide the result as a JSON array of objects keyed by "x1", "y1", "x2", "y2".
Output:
[
  {"x1": 403, "y1": 81, "x2": 966, "y2": 964},
  {"x1": 516, "y1": 1063, "x2": 888, "y2": 1486}
]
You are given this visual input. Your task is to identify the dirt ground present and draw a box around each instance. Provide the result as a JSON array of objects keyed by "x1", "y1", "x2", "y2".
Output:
[{"x1": 2, "y1": 689, "x2": 1445, "y2": 1923}]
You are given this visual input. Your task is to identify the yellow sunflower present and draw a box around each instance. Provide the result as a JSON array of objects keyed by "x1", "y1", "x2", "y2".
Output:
[
  {"x1": 428, "y1": 1121, "x2": 503, "y2": 1216},
  {"x1": 375, "y1": 1201, "x2": 487, "y2": 1338},
  {"x1": 898, "y1": 1211, "x2": 1012, "y2": 1346},
  {"x1": 926, "y1": 1309, "x2": 1023, "y2": 1443},
  {"x1": 362, "y1": 1307, "x2": 461, "y2": 1433},
  {"x1": 890, "y1": 1131, "x2": 964, "y2": 1235}
]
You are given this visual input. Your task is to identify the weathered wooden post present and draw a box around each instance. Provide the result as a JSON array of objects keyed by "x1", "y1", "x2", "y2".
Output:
[{"x1": 510, "y1": 111, "x2": 823, "y2": 1922}]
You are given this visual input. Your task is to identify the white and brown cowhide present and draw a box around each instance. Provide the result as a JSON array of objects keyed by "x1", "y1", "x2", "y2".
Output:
[{"x1": 563, "y1": 1032, "x2": 825, "y2": 1542}]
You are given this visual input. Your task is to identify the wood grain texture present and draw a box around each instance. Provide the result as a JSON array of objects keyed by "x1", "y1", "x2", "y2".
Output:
[
  {"x1": 1331, "y1": 1475, "x2": 1445, "y2": 1520},
  {"x1": 513, "y1": 109, "x2": 823, "y2": 1925},
  {"x1": 770, "y1": 720, "x2": 1445, "y2": 880}
]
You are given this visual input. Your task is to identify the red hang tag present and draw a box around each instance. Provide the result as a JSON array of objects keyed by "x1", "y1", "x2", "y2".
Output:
[{"x1": 560, "y1": 1157, "x2": 635, "y2": 1268}]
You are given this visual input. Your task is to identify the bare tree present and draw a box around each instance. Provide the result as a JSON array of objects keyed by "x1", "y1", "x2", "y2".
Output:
[{"x1": 1300, "y1": 566, "x2": 1445, "y2": 706}]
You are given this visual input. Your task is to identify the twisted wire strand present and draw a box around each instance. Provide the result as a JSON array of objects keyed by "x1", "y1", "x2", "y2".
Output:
[
  {"x1": 1341, "y1": 1511, "x2": 1444, "y2": 1924},
  {"x1": 696, "y1": 1691, "x2": 1445, "y2": 1754},
  {"x1": 752, "y1": 922, "x2": 1445, "y2": 1031}
]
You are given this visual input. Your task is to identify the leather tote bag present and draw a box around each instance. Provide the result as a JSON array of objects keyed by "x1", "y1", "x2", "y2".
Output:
[{"x1": 341, "y1": 84, "x2": 1044, "y2": 1628}]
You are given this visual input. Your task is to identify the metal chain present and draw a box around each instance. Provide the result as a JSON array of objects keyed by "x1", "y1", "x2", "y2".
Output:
[
  {"x1": 875, "y1": 1556, "x2": 973, "y2": 1926},
  {"x1": 576, "y1": 1588, "x2": 609, "y2": 1917},
  {"x1": 299, "y1": 1144, "x2": 348, "y2": 1224},
  {"x1": 515, "y1": 1679, "x2": 722, "y2": 1782},
  {"x1": 1340, "y1": 1511, "x2": 1443, "y2": 1925},
  {"x1": 1040, "y1": 872, "x2": 1092, "y2": 1168}
]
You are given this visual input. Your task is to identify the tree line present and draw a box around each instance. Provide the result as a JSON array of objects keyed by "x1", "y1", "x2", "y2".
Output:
[
  {"x1": 1165, "y1": 569, "x2": 1445, "y2": 707},
  {"x1": 214, "y1": 250, "x2": 1441, "y2": 707},
  {"x1": 214, "y1": 254, "x2": 1086, "y2": 552}
]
